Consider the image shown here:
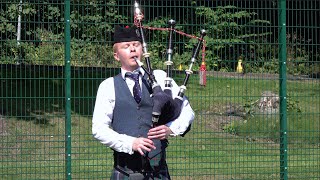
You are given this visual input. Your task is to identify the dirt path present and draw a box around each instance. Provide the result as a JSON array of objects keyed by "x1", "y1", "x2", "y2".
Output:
[{"x1": 0, "y1": 115, "x2": 8, "y2": 136}]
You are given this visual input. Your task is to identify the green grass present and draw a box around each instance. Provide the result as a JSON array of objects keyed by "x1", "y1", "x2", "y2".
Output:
[{"x1": 1, "y1": 67, "x2": 319, "y2": 179}]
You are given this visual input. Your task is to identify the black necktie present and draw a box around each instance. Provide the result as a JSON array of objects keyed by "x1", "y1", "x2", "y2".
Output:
[{"x1": 126, "y1": 73, "x2": 142, "y2": 104}]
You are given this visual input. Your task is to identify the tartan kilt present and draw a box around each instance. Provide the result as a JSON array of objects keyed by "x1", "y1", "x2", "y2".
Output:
[{"x1": 110, "y1": 151, "x2": 170, "y2": 180}]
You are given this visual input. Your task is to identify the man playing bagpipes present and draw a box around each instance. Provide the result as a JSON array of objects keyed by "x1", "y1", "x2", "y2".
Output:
[{"x1": 92, "y1": 25, "x2": 195, "y2": 179}]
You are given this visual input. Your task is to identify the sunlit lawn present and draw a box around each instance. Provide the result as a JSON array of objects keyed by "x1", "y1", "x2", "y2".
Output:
[{"x1": 1, "y1": 68, "x2": 319, "y2": 179}]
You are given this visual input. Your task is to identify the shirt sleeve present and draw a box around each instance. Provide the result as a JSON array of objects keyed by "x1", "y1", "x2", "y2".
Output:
[
  {"x1": 92, "y1": 78, "x2": 136, "y2": 154},
  {"x1": 153, "y1": 70, "x2": 195, "y2": 136}
]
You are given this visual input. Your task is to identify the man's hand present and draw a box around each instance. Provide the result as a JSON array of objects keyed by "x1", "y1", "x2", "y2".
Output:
[
  {"x1": 132, "y1": 137, "x2": 156, "y2": 156},
  {"x1": 147, "y1": 125, "x2": 173, "y2": 140}
]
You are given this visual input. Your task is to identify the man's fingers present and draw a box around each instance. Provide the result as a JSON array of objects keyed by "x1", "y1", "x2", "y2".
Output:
[
  {"x1": 148, "y1": 129, "x2": 166, "y2": 135},
  {"x1": 148, "y1": 125, "x2": 166, "y2": 135},
  {"x1": 148, "y1": 134, "x2": 166, "y2": 140},
  {"x1": 137, "y1": 148, "x2": 145, "y2": 156},
  {"x1": 132, "y1": 137, "x2": 156, "y2": 155},
  {"x1": 148, "y1": 126, "x2": 163, "y2": 133},
  {"x1": 147, "y1": 125, "x2": 168, "y2": 139},
  {"x1": 141, "y1": 141, "x2": 155, "y2": 150},
  {"x1": 142, "y1": 138, "x2": 154, "y2": 145}
]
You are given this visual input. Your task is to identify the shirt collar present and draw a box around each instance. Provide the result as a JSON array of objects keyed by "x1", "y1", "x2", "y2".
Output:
[{"x1": 121, "y1": 67, "x2": 145, "y2": 80}]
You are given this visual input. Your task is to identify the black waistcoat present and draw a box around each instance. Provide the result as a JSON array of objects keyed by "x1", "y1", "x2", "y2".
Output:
[{"x1": 112, "y1": 73, "x2": 167, "y2": 158}]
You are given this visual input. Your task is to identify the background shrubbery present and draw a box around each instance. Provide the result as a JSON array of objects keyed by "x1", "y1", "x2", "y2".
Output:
[{"x1": 1, "y1": 0, "x2": 319, "y2": 76}]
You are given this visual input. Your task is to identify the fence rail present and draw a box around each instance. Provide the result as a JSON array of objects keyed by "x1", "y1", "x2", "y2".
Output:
[{"x1": 1, "y1": 0, "x2": 319, "y2": 179}]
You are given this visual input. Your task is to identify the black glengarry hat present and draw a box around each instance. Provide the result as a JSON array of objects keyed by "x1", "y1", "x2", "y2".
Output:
[{"x1": 113, "y1": 25, "x2": 142, "y2": 44}]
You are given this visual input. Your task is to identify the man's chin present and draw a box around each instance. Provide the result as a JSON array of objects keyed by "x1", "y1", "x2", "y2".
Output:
[{"x1": 128, "y1": 64, "x2": 139, "y2": 70}]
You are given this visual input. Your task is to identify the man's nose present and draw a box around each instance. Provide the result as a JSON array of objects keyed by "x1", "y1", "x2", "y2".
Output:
[{"x1": 130, "y1": 45, "x2": 136, "y2": 51}]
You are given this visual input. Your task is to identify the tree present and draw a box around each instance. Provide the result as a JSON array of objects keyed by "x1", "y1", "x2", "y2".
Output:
[{"x1": 194, "y1": 5, "x2": 272, "y2": 71}]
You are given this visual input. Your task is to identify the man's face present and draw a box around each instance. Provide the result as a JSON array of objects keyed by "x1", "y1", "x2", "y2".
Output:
[{"x1": 113, "y1": 41, "x2": 142, "y2": 72}]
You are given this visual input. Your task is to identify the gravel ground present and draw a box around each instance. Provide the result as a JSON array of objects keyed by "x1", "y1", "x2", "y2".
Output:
[
  {"x1": 207, "y1": 71, "x2": 318, "y2": 81},
  {"x1": 0, "y1": 115, "x2": 8, "y2": 136}
]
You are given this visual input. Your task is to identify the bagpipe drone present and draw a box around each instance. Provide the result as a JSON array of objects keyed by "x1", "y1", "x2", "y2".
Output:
[{"x1": 133, "y1": 1, "x2": 206, "y2": 132}]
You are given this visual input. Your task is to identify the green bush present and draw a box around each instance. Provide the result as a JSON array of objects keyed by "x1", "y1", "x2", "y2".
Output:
[
  {"x1": 223, "y1": 121, "x2": 238, "y2": 135},
  {"x1": 194, "y1": 5, "x2": 272, "y2": 71}
]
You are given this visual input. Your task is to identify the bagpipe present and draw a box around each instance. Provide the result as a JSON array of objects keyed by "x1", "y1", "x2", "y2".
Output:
[{"x1": 133, "y1": 1, "x2": 206, "y2": 131}]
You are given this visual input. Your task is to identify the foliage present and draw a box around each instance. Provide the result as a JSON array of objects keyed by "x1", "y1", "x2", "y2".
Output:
[
  {"x1": 194, "y1": 5, "x2": 272, "y2": 71},
  {"x1": 70, "y1": 0, "x2": 126, "y2": 42},
  {"x1": 286, "y1": 93, "x2": 302, "y2": 113},
  {"x1": 0, "y1": 4, "x2": 17, "y2": 36},
  {"x1": 245, "y1": 32, "x2": 315, "y2": 75},
  {"x1": 223, "y1": 121, "x2": 238, "y2": 135},
  {"x1": 144, "y1": 17, "x2": 169, "y2": 69},
  {"x1": 143, "y1": 17, "x2": 203, "y2": 70},
  {"x1": 0, "y1": 1, "x2": 318, "y2": 77},
  {"x1": 71, "y1": 40, "x2": 114, "y2": 67},
  {"x1": 243, "y1": 99, "x2": 258, "y2": 119},
  {"x1": 0, "y1": 0, "x2": 125, "y2": 66},
  {"x1": 286, "y1": 32, "x2": 312, "y2": 75}
]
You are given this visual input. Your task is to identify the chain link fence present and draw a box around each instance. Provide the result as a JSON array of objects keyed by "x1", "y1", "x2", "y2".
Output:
[{"x1": 1, "y1": 0, "x2": 319, "y2": 179}]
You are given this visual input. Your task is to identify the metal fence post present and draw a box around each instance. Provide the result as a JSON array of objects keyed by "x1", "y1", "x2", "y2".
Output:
[
  {"x1": 64, "y1": 0, "x2": 72, "y2": 179},
  {"x1": 279, "y1": 0, "x2": 288, "y2": 179}
]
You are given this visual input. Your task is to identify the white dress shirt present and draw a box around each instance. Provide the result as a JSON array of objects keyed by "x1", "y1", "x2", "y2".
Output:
[{"x1": 92, "y1": 68, "x2": 195, "y2": 154}]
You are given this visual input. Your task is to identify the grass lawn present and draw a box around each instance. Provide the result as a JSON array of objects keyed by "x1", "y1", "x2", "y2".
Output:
[{"x1": 1, "y1": 66, "x2": 319, "y2": 179}]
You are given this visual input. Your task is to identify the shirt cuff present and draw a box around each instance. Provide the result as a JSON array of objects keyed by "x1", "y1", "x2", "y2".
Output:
[
  {"x1": 166, "y1": 121, "x2": 180, "y2": 136},
  {"x1": 126, "y1": 136, "x2": 136, "y2": 155}
]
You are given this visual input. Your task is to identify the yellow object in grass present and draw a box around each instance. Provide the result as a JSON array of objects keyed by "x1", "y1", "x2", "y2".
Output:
[{"x1": 236, "y1": 58, "x2": 243, "y2": 73}]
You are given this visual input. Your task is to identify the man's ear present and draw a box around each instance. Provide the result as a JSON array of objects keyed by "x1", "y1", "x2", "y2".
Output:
[{"x1": 113, "y1": 52, "x2": 120, "y2": 62}]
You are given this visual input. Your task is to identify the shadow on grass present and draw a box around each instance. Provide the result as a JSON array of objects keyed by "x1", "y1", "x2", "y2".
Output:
[{"x1": 0, "y1": 64, "x2": 120, "y2": 124}]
